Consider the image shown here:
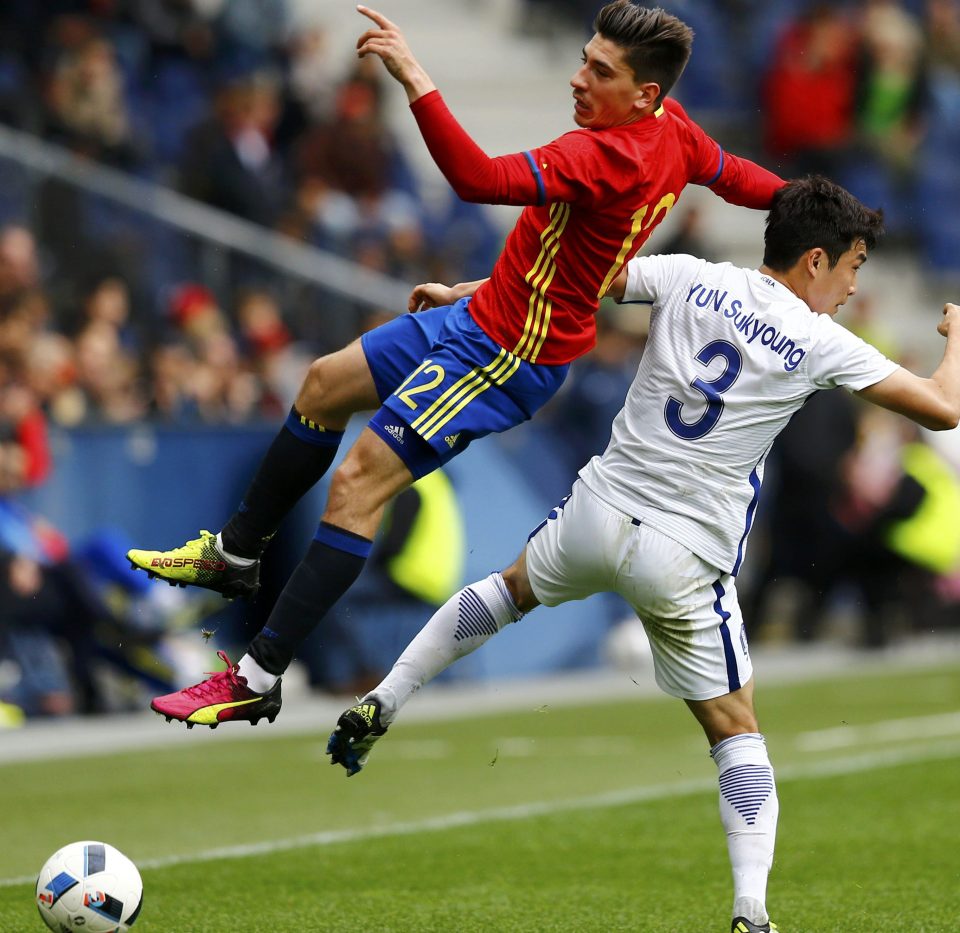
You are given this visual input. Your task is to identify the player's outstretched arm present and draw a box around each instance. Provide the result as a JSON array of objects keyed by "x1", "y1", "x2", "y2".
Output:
[
  {"x1": 857, "y1": 302, "x2": 960, "y2": 431},
  {"x1": 664, "y1": 99, "x2": 786, "y2": 209},
  {"x1": 357, "y1": 8, "x2": 541, "y2": 206},
  {"x1": 356, "y1": 6, "x2": 436, "y2": 103},
  {"x1": 407, "y1": 278, "x2": 489, "y2": 312}
]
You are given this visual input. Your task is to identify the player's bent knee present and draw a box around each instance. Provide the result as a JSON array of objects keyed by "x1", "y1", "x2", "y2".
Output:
[
  {"x1": 501, "y1": 556, "x2": 539, "y2": 613},
  {"x1": 297, "y1": 347, "x2": 373, "y2": 425},
  {"x1": 297, "y1": 356, "x2": 339, "y2": 418}
]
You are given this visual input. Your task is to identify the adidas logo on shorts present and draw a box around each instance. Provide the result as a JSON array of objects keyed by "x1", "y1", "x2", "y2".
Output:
[
  {"x1": 384, "y1": 424, "x2": 405, "y2": 444},
  {"x1": 444, "y1": 433, "x2": 460, "y2": 449}
]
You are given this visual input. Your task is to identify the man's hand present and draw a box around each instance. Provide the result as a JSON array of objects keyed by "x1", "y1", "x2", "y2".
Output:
[
  {"x1": 938, "y1": 302, "x2": 960, "y2": 338},
  {"x1": 356, "y1": 6, "x2": 436, "y2": 103},
  {"x1": 407, "y1": 278, "x2": 489, "y2": 312},
  {"x1": 408, "y1": 283, "x2": 460, "y2": 312}
]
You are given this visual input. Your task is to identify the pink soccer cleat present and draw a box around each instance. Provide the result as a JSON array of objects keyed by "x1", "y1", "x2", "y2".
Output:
[{"x1": 150, "y1": 651, "x2": 281, "y2": 729}]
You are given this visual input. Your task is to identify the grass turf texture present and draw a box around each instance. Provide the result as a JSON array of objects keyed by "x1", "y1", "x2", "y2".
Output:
[{"x1": 2, "y1": 661, "x2": 958, "y2": 931}]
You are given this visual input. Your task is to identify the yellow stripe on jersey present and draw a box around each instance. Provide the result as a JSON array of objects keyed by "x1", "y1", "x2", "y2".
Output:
[
  {"x1": 527, "y1": 297, "x2": 554, "y2": 363},
  {"x1": 596, "y1": 193, "x2": 677, "y2": 300},
  {"x1": 411, "y1": 348, "x2": 520, "y2": 440},
  {"x1": 597, "y1": 204, "x2": 648, "y2": 300},
  {"x1": 514, "y1": 202, "x2": 571, "y2": 361}
]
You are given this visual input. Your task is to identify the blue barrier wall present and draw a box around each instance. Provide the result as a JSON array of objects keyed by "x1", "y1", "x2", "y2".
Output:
[{"x1": 20, "y1": 419, "x2": 616, "y2": 683}]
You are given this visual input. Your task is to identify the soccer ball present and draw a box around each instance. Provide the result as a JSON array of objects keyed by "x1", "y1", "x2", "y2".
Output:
[{"x1": 35, "y1": 841, "x2": 143, "y2": 932}]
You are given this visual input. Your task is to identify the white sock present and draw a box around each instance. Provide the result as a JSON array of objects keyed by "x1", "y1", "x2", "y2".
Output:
[
  {"x1": 237, "y1": 654, "x2": 279, "y2": 693},
  {"x1": 710, "y1": 732, "x2": 778, "y2": 925},
  {"x1": 368, "y1": 572, "x2": 523, "y2": 723},
  {"x1": 215, "y1": 532, "x2": 257, "y2": 568}
]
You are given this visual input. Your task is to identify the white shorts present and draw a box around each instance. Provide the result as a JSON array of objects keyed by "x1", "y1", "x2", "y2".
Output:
[{"x1": 525, "y1": 480, "x2": 752, "y2": 701}]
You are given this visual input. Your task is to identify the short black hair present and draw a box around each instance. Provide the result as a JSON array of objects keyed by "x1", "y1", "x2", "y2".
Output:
[
  {"x1": 763, "y1": 175, "x2": 885, "y2": 271},
  {"x1": 593, "y1": 2, "x2": 693, "y2": 103}
]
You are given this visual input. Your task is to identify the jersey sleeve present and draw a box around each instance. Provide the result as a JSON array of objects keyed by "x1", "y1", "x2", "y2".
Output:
[
  {"x1": 526, "y1": 131, "x2": 612, "y2": 204},
  {"x1": 664, "y1": 99, "x2": 786, "y2": 209},
  {"x1": 622, "y1": 253, "x2": 705, "y2": 304},
  {"x1": 410, "y1": 90, "x2": 546, "y2": 205},
  {"x1": 807, "y1": 318, "x2": 901, "y2": 391}
]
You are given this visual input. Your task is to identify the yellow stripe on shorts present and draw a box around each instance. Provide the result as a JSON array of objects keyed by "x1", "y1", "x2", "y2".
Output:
[{"x1": 412, "y1": 348, "x2": 521, "y2": 440}]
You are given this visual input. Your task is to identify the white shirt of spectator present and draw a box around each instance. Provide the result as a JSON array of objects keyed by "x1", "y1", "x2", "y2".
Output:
[{"x1": 578, "y1": 253, "x2": 899, "y2": 575}]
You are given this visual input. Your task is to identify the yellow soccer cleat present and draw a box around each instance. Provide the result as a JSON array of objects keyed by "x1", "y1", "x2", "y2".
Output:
[{"x1": 127, "y1": 530, "x2": 260, "y2": 599}]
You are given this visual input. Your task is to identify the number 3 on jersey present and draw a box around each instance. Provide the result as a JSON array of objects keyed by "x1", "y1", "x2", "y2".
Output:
[{"x1": 664, "y1": 339, "x2": 742, "y2": 440}]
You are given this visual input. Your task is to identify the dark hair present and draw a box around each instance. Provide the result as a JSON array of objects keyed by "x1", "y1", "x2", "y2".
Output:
[
  {"x1": 593, "y1": 2, "x2": 693, "y2": 103},
  {"x1": 763, "y1": 175, "x2": 885, "y2": 271}
]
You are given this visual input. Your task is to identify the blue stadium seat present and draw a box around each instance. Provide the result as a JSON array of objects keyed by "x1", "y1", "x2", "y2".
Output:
[
  {"x1": 666, "y1": 1, "x2": 740, "y2": 112},
  {"x1": 835, "y1": 158, "x2": 914, "y2": 238},
  {"x1": 0, "y1": 159, "x2": 31, "y2": 226},
  {"x1": 141, "y1": 60, "x2": 211, "y2": 167}
]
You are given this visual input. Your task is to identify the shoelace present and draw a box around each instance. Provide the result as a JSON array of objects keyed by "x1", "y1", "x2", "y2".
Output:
[
  {"x1": 183, "y1": 650, "x2": 244, "y2": 698},
  {"x1": 185, "y1": 530, "x2": 215, "y2": 550}
]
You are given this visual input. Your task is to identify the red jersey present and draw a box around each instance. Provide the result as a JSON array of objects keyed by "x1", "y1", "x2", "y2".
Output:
[{"x1": 411, "y1": 92, "x2": 784, "y2": 365}]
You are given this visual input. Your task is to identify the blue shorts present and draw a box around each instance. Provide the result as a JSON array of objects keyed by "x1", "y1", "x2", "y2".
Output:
[{"x1": 361, "y1": 298, "x2": 569, "y2": 478}]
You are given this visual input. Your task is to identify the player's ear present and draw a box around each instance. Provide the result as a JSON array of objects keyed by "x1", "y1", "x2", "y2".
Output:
[
  {"x1": 634, "y1": 81, "x2": 660, "y2": 110},
  {"x1": 806, "y1": 247, "x2": 825, "y2": 277}
]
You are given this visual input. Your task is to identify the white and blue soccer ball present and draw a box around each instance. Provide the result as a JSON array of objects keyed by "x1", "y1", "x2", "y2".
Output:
[{"x1": 35, "y1": 841, "x2": 143, "y2": 932}]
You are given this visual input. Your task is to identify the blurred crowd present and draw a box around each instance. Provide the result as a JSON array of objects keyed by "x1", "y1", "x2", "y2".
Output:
[{"x1": 1, "y1": 0, "x2": 960, "y2": 723}]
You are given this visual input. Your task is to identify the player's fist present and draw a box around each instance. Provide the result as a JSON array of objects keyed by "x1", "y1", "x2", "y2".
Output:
[{"x1": 938, "y1": 302, "x2": 960, "y2": 338}]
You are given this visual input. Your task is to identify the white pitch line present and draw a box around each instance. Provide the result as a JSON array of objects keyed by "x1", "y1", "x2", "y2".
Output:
[
  {"x1": 4, "y1": 737, "x2": 960, "y2": 890},
  {"x1": 796, "y1": 710, "x2": 960, "y2": 751}
]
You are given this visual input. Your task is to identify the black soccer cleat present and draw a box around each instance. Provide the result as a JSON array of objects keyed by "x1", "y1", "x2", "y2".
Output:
[{"x1": 326, "y1": 698, "x2": 389, "y2": 776}]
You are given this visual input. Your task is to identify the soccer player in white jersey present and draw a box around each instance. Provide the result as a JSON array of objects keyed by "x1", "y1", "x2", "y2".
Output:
[{"x1": 327, "y1": 176, "x2": 960, "y2": 933}]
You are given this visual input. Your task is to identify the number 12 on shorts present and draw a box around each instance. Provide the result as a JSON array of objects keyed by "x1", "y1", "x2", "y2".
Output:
[{"x1": 395, "y1": 360, "x2": 446, "y2": 410}]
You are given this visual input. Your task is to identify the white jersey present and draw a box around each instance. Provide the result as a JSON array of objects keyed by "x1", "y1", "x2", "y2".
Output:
[{"x1": 578, "y1": 254, "x2": 899, "y2": 574}]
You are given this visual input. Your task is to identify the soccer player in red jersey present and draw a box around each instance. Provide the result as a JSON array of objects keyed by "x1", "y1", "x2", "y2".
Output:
[{"x1": 132, "y1": 2, "x2": 786, "y2": 733}]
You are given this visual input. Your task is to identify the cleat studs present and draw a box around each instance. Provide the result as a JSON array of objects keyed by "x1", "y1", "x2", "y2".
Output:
[
  {"x1": 165, "y1": 716, "x2": 172, "y2": 723},
  {"x1": 186, "y1": 722, "x2": 194, "y2": 729}
]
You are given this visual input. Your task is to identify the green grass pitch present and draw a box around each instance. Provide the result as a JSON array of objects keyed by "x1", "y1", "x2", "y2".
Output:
[{"x1": 2, "y1": 661, "x2": 959, "y2": 932}]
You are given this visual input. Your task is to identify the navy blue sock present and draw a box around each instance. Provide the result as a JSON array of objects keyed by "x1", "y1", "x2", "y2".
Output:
[
  {"x1": 247, "y1": 523, "x2": 372, "y2": 675},
  {"x1": 221, "y1": 407, "x2": 344, "y2": 559}
]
